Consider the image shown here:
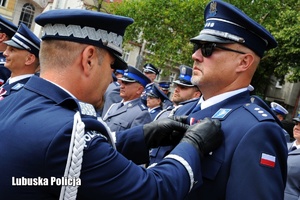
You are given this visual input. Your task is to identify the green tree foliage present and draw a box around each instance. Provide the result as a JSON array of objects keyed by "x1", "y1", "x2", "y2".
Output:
[{"x1": 108, "y1": 0, "x2": 300, "y2": 94}]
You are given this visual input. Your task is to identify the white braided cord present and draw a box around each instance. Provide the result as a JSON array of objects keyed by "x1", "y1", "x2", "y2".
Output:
[{"x1": 59, "y1": 112, "x2": 86, "y2": 200}]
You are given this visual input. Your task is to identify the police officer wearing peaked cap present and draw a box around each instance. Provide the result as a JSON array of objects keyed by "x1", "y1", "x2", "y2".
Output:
[
  {"x1": 143, "y1": 63, "x2": 160, "y2": 75},
  {"x1": 173, "y1": 65, "x2": 197, "y2": 87},
  {"x1": 158, "y1": 81, "x2": 171, "y2": 93},
  {"x1": 119, "y1": 65, "x2": 151, "y2": 88},
  {"x1": 270, "y1": 102, "x2": 289, "y2": 120},
  {"x1": 141, "y1": 63, "x2": 160, "y2": 106},
  {"x1": 0, "y1": 15, "x2": 18, "y2": 86},
  {"x1": 0, "y1": 23, "x2": 40, "y2": 99},
  {"x1": 0, "y1": 9, "x2": 224, "y2": 199},
  {"x1": 103, "y1": 66, "x2": 153, "y2": 132},
  {"x1": 158, "y1": 81, "x2": 173, "y2": 109},
  {"x1": 174, "y1": 1, "x2": 288, "y2": 199},
  {"x1": 146, "y1": 83, "x2": 170, "y2": 120}
]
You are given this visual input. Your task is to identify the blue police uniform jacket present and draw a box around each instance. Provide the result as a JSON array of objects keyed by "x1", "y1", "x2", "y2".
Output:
[
  {"x1": 0, "y1": 77, "x2": 31, "y2": 98},
  {"x1": 99, "y1": 81, "x2": 122, "y2": 117},
  {"x1": 0, "y1": 75, "x2": 203, "y2": 199},
  {"x1": 0, "y1": 52, "x2": 6, "y2": 67},
  {"x1": 0, "y1": 52, "x2": 11, "y2": 85},
  {"x1": 103, "y1": 98, "x2": 152, "y2": 132},
  {"x1": 179, "y1": 91, "x2": 288, "y2": 200},
  {"x1": 284, "y1": 143, "x2": 300, "y2": 200},
  {"x1": 162, "y1": 98, "x2": 173, "y2": 110},
  {"x1": 148, "y1": 106, "x2": 163, "y2": 121},
  {"x1": 141, "y1": 82, "x2": 153, "y2": 106}
]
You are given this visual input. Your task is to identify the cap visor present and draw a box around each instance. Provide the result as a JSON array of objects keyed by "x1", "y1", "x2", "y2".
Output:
[
  {"x1": 118, "y1": 77, "x2": 136, "y2": 83},
  {"x1": 173, "y1": 80, "x2": 195, "y2": 87},
  {"x1": 4, "y1": 40, "x2": 25, "y2": 50},
  {"x1": 111, "y1": 52, "x2": 128, "y2": 70},
  {"x1": 190, "y1": 34, "x2": 235, "y2": 44},
  {"x1": 147, "y1": 93, "x2": 158, "y2": 98},
  {"x1": 293, "y1": 118, "x2": 300, "y2": 122}
]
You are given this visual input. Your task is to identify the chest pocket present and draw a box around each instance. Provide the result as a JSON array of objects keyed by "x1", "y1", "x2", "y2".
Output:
[
  {"x1": 112, "y1": 119, "x2": 129, "y2": 130},
  {"x1": 201, "y1": 145, "x2": 224, "y2": 180}
]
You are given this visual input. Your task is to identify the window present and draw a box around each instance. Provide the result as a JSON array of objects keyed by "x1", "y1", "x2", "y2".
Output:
[
  {"x1": 0, "y1": 0, "x2": 7, "y2": 7},
  {"x1": 275, "y1": 79, "x2": 283, "y2": 89},
  {"x1": 170, "y1": 72, "x2": 176, "y2": 85},
  {"x1": 18, "y1": 3, "x2": 35, "y2": 28},
  {"x1": 122, "y1": 51, "x2": 129, "y2": 63}
]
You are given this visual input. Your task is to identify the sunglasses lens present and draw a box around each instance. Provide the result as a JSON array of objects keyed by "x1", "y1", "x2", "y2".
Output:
[
  {"x1": 202, "y1": 43, "x2": 214, "y2": 57},
  {"x1": 193, "y1": 43, "x2": 200, "y2": 53},
  {"x1": 193, "y1": 43, "x2": 214, "y2": 57}
]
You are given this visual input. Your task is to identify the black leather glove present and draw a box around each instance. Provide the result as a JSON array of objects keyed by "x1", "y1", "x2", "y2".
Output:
[
  {"x1": 180, "y1": 117, "x2": 223, "y2": 157},
  {"x1": 143, "y1": 116, "x2": 189, "y2": 148}
]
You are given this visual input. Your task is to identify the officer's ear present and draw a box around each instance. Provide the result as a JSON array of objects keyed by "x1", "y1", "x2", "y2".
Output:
[
  {"x1": 81, "y1": 45, "x2": 97, "y2": 76},
  {"x1": 236, "y1": 53, "x2": 255, "y2": 73},
  {"x1": 24, "y1": 53, "x2": 37, "y2": 66}
]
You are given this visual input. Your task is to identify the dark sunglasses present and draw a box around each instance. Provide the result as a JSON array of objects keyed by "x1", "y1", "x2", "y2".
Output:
[{"x1": 193, "y1": 43, "x2": 246, "y2": 57}]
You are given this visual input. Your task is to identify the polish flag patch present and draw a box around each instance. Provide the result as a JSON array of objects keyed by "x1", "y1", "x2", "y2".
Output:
[{"x1": 260, "y1": 153, "x2": 276, "y2": 168}]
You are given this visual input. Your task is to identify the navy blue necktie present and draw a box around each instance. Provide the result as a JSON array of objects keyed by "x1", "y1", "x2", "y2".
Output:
[
  {"x1": 117, "y1": 102, "x2": 124, "y2": 109},
  {"x1": 191, "y1": 104, "x2": 201, "y2": 113},
  {"x1": 289, "y1": 146, "x2": 297, "y2": 152}
]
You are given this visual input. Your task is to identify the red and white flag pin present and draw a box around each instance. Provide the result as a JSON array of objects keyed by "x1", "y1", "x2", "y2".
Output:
[{"x1": 260, "y1": 153, "x2": 276, "y2": 168}]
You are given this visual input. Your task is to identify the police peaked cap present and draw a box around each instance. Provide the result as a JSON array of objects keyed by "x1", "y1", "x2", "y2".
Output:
[
  {"x1": 147, "y1": 84, "x2": 169, "y2": 101},
  {"x1": 143, "y1": 63, "x2": 160, "y2": 75},
  {"x1": 4, "y1": 23, "x2": 41, "y2": 57},
  {"x1": 293, "y1": 114, "x2": 300, "y2": 123},
  {"x1": 118, "y1": 65, "x2": 151, "y2": 88},
  {"x1": 173, "y1": 65, "x2": 195, "y2": 87},
  {"x1": 35, "y1": 9, "x2": 134, "y2": 70},
  {"x1": 190, "y1": 0, "x2": 277, "y2": 57},
  {"x1": 158, "y1": 81, "x2": 171, "y2": 90},
  {"x1": 0, "y1": 15, "x2": 17, "y2": 38},
  {"x1": 270, "y1": 102, "x2": 288, "y2": 115}
]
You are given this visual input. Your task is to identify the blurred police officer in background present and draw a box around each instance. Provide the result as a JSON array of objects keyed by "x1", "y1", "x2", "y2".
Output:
[
  {"x1": 158, "y1": 81, "x2": 173, "y2": 109},
  {"x1": 0, "y1": 8, "x2": 224, "y2": 199},
  {"x1": 0, "y1": 15, "x2": 17, "y2": 86},
  {"x1": 0, "y1": 23, "x2": 40, "y2": 100},
  {"x1": 141, "y1": 63, "x2": 160, "y2": 106},
  {"x1": 103, "y1": 65, "x2": 152, "y2": 132},
  {"x1": 154, "y1": 65, "x2": 201, "y2": 120},
  {"x1": 175, "y1": 0, "x2": 288, "y2": 199},
  {"x1": 99, "y1": 71, "x2": 123, "y2": 117},
  {"x1": 146, "y1": 83, "x2": 170, "y2": 120},
  {"x1": 271, "y1": 101, "x2": 295, "y2": 141},
  {"x1": 158, "y1": 81, "x2": 171, "y2": 97},
  {"x1": 149, "y1": 65, "x2": 201, "y2": 166},
  {"x1": 285, "y1": 114, "x2": 300, "y2": 200}
]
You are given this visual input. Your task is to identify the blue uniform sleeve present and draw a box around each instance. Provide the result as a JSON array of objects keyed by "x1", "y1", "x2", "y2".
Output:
[
  {"x1": 116, "y1": 126, "x2": 150, "y2": 164},
  {"x1": 225, "y1": 122, "x2": 287, "y2": 200},
  {"x1": 48, "y1": 130, "x2": 202, "y2": 199}
]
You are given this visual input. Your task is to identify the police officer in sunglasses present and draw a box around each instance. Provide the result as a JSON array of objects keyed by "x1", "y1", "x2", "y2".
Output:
[{"x1": 171, "y1": 0, "x2": 288, "y2": 199}]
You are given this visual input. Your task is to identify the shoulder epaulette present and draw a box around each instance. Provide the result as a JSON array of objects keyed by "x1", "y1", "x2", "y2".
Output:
[
  {"x1": 138, "y1": 102, "x2": 148, "y2": 111},
  {"x1": 243, "y1": 103, "x2": 275, "y2": 122},
  {"x1": 78, "y1": 101, "x2": 97, "y2": 117}
]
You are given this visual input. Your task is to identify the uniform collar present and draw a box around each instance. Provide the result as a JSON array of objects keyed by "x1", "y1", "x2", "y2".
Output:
[
  {"x1": 198, "y1": 87, "x2": 248, "y2": 110},
  {"x1": 8, "y1": 74, "x2": 34, "y2": 84}
]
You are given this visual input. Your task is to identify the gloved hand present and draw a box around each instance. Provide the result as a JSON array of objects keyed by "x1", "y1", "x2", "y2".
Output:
[
  {"x1": 143, "y1": 116, "x2": 189, "y2": 148},
  {"x1": 180, "y1": 117, "x2": 223, "y2": 157}
]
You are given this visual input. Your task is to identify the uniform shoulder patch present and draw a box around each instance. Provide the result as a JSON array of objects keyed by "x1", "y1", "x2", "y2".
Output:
[
  {"x1": 138, "y1": 102, "x2": 148, "y2": 110},
  {"x1": 78, "y1": 102, "x2": 97, "y2": 117},
  {"x1": 243, "y1": 103, "x2": 275, "y2": 122},
  {"x1": 11, "y1": 83, "x2": 24, "y2": 90}
]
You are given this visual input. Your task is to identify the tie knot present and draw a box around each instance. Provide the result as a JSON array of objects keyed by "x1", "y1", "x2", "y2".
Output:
[
  {"x1": 191, "y1": 103, "x2": 201, "y2": 113},
  {"x1": 289, "y1": 146, "x2": 297, "y2": 152}
]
